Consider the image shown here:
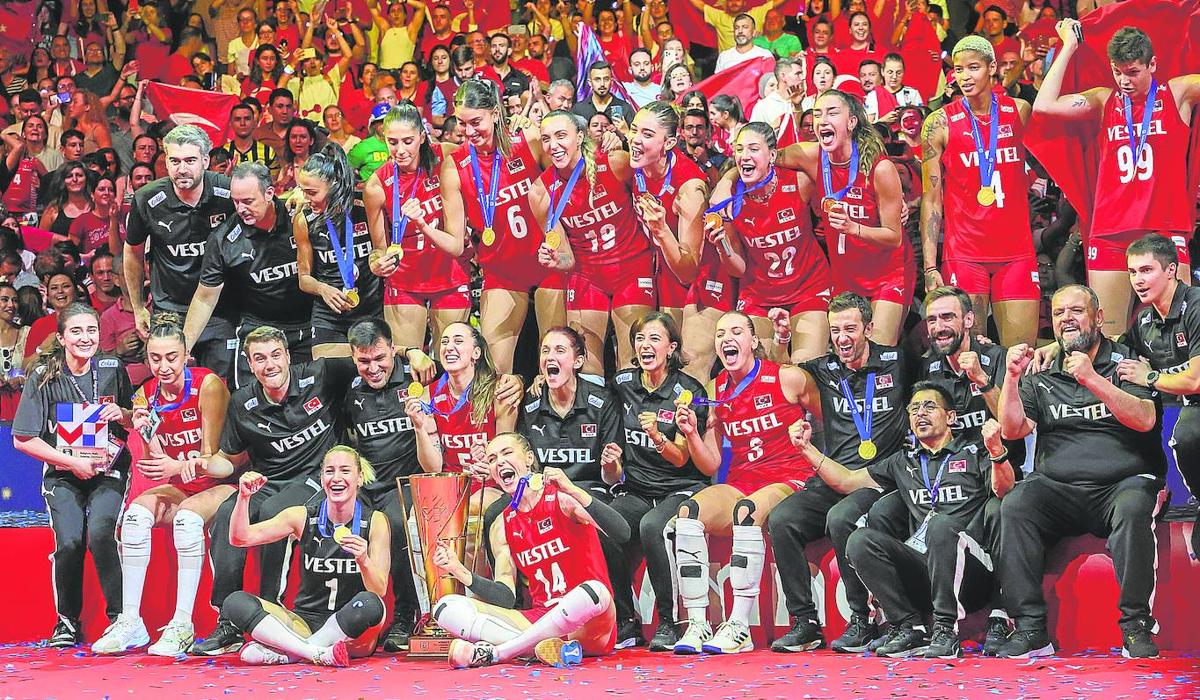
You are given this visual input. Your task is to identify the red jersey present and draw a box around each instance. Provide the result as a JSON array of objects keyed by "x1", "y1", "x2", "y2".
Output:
[
  {"x1": 373, "y1": 160, "x2": 468, "y2": 293},
  {"x1": 431, "y1": 382, "x2": 496, "y2": 476},
  {"x1": 1, "y1": 157, "x2": 42, "y2": 213},
  {"x1": 941, "y1": 95, "x2": 1034, "y2": 262},
  {"x1": 634, "y1": 152, "x2": 706, "y2": 287},
  {"x1": 1092, "y1": 82, "x2": 1193, "y2": 237},
  {"x1": 816, "y1": 158, "x2": 914, "y2": 295},
  {"x1": 503, "y1": 481, "x2": 613, "y2": 609},
  {"x1": 451, "y1": 132, "x2": 542, "y2": 270},
  {"x1": 69, "y1": 211, "x2": 111, "y2": 257},
  {"x1": 142, "y1": 368, "x2": 227, "y2": 491},
  {"x1": 715, "y1": 360, "x2": 813, "y2": 493},
  {"x1": 541, "y1": 152, "x2": 651, "y2": 271},
  {"x1": 733, "y1": 170, "x2": 830, "y2": 308}
]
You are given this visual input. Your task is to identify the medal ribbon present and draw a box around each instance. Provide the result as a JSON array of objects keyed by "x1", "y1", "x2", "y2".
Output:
[
  {"x1": 468, "y1": 144, "x2": 502, "y2": 233},
  {"x1": 545, "y1": 157, "x2": 585, "y2": 233},
  {"x1": 510, "y1": 474, "x2": 530, "y2": 508},
  {"x1": 1123, "y1": 78, "x2": 1158, "y2": 165},
  {"x1": 690, "y1": 359, "x2": 761, "y2": 407},
  {"x1": 150, "y1": 367, "x2": 193, "y2": 414},
  {"x1": 65, "y1": 359, "x2": 99, "y2": 405},
  {"x1": 634, "y1": 151, "x2": 675, "y2": 198},
  {"x1": 838, "y1": 373, "x2": 876, "y2": 447},
  {"x1": 390, "y1": 166, "x2": 422, "y2": 246},
  {"x1": 963, "y1": 93, "x2": 999, "y2": 191},
  {"x1": 919, "y1": 454, "x2": 950, "y2": 510},
  {"x1": 317, "y1": 498, "x2": 363, "y2": 539},
  {"x1": 705, "y1": 167, "x2": 776, "y2": 220},
  {"x1": 325, "y1": 214, "x2": 357, "y2": 289},
  {"x1": 423, "y1": 373, "x2": 473, "y2": 417},
  {"x1": 820, "y1": 141, "x2": 860, "y2": 201}
]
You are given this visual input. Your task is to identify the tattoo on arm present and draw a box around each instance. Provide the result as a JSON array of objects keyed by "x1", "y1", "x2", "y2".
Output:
[
  {"x1": 1070, "y1": 95, "x2": 1088, "y2": 109},
  {"x1": 920, "y1": 110, "x2": 946, "y2": 160}
]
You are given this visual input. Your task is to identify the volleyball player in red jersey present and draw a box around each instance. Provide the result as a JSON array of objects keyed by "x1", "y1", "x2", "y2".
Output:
[
  {"x1": 921, "y1": 35, "x2": 1038, "y2": 347},
  {"x1": 626, "y1": 101, "x2": 721, "y2": 382},
  {"x1": 670, "y1": 311, "x2": 821, "y2": 654},
  {"x1": 439, "y1": 79, "x2": 566, "y2": 374},
  {"x1": 364, "y1": 102, "x2": 470, "y2": 352},
  {"x1": 707, "y1": 122, "x2": 832, "y2": 363},
  {"x1": 1036, "y1": 22, "x2": 1200, "y2": 336},
  {"x1": 534, "y1": 110, "x2": 657, "y2": 375},
  {"x1": 91, "y1": 313, "x2": 231, "y2": 657},
  {"x1": 433, "y1": 432, "x2": 622, "y2": 669},
  {"x1": 775, "y1": 90, "x2": 909, "y2": 344}
]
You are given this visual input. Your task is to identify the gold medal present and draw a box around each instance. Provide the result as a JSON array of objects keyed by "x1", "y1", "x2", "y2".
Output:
[
  {"x1": 333, "y1": 525, "x2": 352, "y2": 544},
  {"x1": 545, "y1": 231, "x2": 561, "y2": 249},
  {"x1": 344, "y1": 287, "x2": 360, "y2": 308},
  {"x1": 386, "y1": 243, "x2": 404, "y2": 261},
  {"x1": 976, "y1": 186, "x2": 996, "y2": 207},
  {"x1": 482, "y1": 227, "x2": 496, "y2": 246},
  {"x1": 704, "y1": 212, "x2": 724, "y2": 230},
  {"x1": 407, "y1": 381, "x2": 425, "y2": 400},
  {"x1": 858, "y1": 439, "x2": 878, "y2": 460},
  {"x1": 677, "y1": 389, "x2": 694, "y2": 406},
  {"x1": 530, "y1": 473, "x2": 544, "y2": 490},
  {"x1": 822, "y1": 197, "x2": 843, "y2": 214}
]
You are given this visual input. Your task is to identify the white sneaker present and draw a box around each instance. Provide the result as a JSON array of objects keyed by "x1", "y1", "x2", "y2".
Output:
[
  {"x1": 91, "y1": 614, "x2": 150, "y2": 655},
  {"x1": 311, "y1": 640, "x2": 350, "y2": 667},
  {"x1": 239, "y1": 642, "x2": 292, "y2": 665},
  {"x1": 702, "y1": 619, "x2": 753, "y2": 654},
  {"x1": 672, "y1": 619, "x2": 713, "y2": 655},
  {"x1": 147, "y1": 620, "x2": 194, "y2": 657}
]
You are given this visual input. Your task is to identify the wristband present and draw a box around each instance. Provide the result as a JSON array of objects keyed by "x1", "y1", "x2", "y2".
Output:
[
  {"x1": 988, "y1": 449, "x2": 1009, "y2": 463},
  {"x1": 923, "y1": 266, "x2": 938, "y2": 274},
  {"x1": 978, "y1": 375, "x2": 996, "y2": 393}
]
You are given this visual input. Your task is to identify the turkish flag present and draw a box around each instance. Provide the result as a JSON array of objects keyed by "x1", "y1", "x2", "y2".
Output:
[
  {"x1": 1025, "y1": 0, "x2": 1200, "y2": 236},
  {"x1": 144, "y1": 82, "x2": 240, "y2": 147},
  {"x1": 689, "y1": 55, "x2": 774, "y2": 118},
  {"x1": 0, "y1": 1, "x2": 36, "y2": 56}
]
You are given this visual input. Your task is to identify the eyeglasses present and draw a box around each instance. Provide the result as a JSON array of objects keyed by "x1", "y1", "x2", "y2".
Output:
[{"x1": 906, "y1": 400, "x2": 942, "y2": 416}]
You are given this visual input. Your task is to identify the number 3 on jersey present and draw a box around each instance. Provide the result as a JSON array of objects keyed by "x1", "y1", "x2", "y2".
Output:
[
  {"x1": 1117, "y1": 143, "x2": 1154, "y2": 183},
  {"x1": 533, "y1": 561, "x2": 567, "y2": 598}
]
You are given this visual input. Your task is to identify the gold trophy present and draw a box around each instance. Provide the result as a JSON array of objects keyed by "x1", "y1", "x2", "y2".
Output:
[{"x1": 398, "y1": 473, "x2": 478, "y2": 657}]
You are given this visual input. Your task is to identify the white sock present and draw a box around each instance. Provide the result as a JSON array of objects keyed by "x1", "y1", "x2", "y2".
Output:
[
  {"x1": 305, "y1": 614, "x2": 350, "y2": 646},
  {"x1": 433, "y1": 594, "x2": 523, "y2": 645},
  {"x1": 493, "y1": 581, "x2": 609, "y2": 662},
  {"x1": 674, "y1": 517, "x2": 709, "y2": 623},
  {"x1": 728, "y1": 525, "x2": 765, "y2": 625},
  {"x1": 172, "y1": 509, "x2": 205, "y2": 624},
  {"x1": 249, "y1": 614, "x2": 323, "y2": 662},
  {"x1": 119, "y1": 503, "x2": 154, "y2": 619}
]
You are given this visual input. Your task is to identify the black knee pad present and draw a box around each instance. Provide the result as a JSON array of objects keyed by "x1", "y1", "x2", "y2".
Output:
[
  {"x1": 222, "y1": 591, "x2": 267, "y2": 631},
  {"x1": 679, "y1": 498, "x2": 700, "y2": 520},
  {"x1": 335, "y1": 592, "x2": 386, "y2": 638},
  {"x1": 733, "y1": 498, "x2": 756, "y2": 526}
]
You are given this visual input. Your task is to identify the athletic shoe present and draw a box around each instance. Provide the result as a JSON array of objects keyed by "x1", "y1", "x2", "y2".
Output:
[
  {"x1": 91, "y1": 614, "x2": 150, "y2": 655},
  {"x1": 47, "y1": 618, "x2": 82, "y2": 648},
  {"x1": 648, "y1": 620, "x2": 679, "y2": 652},
  {"x1": 876, "y1": 625, "x2": 930, "y2": 658},
  {"x1": 534, "y1": 638, "x2": 584, "y2": 668},
  {"x1": 615, "y1": 618, "x2": 646, "y2": 650},
  {"x1": 239, "y1": 642, "x2": 290, "y2": 665},
  {"x1": 190, "y1": 618, "x2": 244, "y2": 656},
  {"x1": 1120, "y1": 620, "x2": 1159, "y2": 659},
  {"x1": 867, "y1": 625, "x2": 897, "y2": 653},
  {"x1": 312, "y1": 640, "x2": 350, "y2": 667},
  {"x1": 770, "y1": 618, "x2": 824, "y2": 653},
  {"x1": 672, "y1": 619, "x2": 713, "y2": 655},
  {"x1": 982, "y1": 616, "x2": 1012, "y2": 657},
  {"x1": 449, "y1": 639, "x2": 497, "y2": 669},
  {"x1": 147, "y1": 620, "x2": 194, "y2": 657},
  {"x1": 924, "y1": 624, "x2": 962, "y2": 659},
  {"x1": 996, "y1": 629, "x2": 1055, "y2": 659},
  {"x1": 381, "y1": 617, "x2": 414, "y2": 653},
  {"x1": 831, "y1": 613, "x2": 878, "y2": 653},
  {"x1": 703, "y1": 619, "x2": 753, "y2": 654}
]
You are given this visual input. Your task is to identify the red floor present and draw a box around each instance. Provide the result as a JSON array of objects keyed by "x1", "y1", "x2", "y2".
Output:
[{"x1": 2, "y1": 646, "x2": 1197, "y2": 699}]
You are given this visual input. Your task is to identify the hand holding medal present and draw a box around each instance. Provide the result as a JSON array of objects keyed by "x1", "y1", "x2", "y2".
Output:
[
  {"x1": 388, "y1": 167, "x2": 423, "y2": 266},
  {"x1": 325, "y1": 213, "x2": 359, "y2": 312}
]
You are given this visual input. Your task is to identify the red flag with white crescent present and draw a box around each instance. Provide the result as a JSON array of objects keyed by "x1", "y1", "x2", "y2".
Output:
[{"x1": 144, "y1": 82, "x2": 240, "y2": 146}]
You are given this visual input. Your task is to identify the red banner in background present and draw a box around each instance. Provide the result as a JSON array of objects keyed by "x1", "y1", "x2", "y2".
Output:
[
  {"x1": 144, "y1": 82, "x2": 240, "y2": 147},
  {"x1": 690, "y1": 55, "x2": 774, "y2": 117},
  {"x1": 0, "y1": 1, "x2": 36, "y2": 56}
]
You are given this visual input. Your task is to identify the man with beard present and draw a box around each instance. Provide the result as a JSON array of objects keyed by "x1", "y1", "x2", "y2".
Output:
[
  {"x1": 622, "y1": 49, "x2": 660, "y2": 109},
  {"x1": 687, "y1": 0, "x2": 786, "y2": 52},
  {"x1": 572, "y1": 62, "x2": 633, "y2": 128},
  {"x1": 680, "y1": 109, "x2": 727, "y2": 180},
  {"x1": 715, "y1": 14, "x2": 774, "y2": 73},
  {"x1": 479, "y1": 33, "x2": 531, "y2": 97},
  {"x1": 997, "y1": 284, "x2": 1164, "y2": 659},
  {"x1": 124, "y1": 125, "x2": 237, "y2": 382}
]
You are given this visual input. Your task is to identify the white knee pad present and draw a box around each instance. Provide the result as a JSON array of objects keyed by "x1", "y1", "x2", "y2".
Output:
[
  {"x1": 674, "y1": 517, "x2": 709, "y2": 609},
  {"x1": 557, "y1": 580, "x2": 610, "y2": 627},
  {"x1": 730, "y1": 525, "x2": 766, "y2": 598},
  {"x1": 432, "y1": 594, "x2": 522, "y2": 645},
  {"x1": 120, "y1": 503, "x2": 154, "y2": 556},
  {"x1": 173, "y1": 509, "x2": 206, "y2": 563}
]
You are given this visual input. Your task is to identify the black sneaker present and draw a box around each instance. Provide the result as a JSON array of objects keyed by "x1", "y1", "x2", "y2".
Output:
[
  {"x1": 982, "y1": 616, "x2": 1011, "y2": 657},
  {"x1": 190, "y1": 618, "x2": 245, "y2": 656},
  {"x1": 831, "y1": 613, "x2": 878, "y2": 653},
  {"x1": 615, "y1": 618, "x2": 646, "y2": 650},
  {"x1": 996, "y1": 628, "x2": 1054, "y2": 659},
  {"x1": 648, "y1": 620, "x2": 679, "y2": 652},
  {"x1": 381, "y1": 616, "x2": 414, "y2": 653},
  {"x1": 1120, "y1": 620, "x2": 1159, "y2": 659},
  {"x1": 867, "y1": 625, "x2": 897, "y2": 653},
  {"x1": 925, "y1": 624, "x2": 962, "y2": 659},
  {"x1": 770, "y1": 618, "x2": 824, "y2": 652},
  {"x1": 46, "y1": 618, "x2": 81, "y2": 648},
  {"x1": 876, "y1": 625, "x2": 930, "y2": 658}
]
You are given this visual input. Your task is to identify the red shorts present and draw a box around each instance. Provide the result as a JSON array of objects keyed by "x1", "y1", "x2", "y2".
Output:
[
  {"x1": 835, "y1": 265, "x2": 915, "y2": 305},
  {"x1": 384, "y1": 282, "x2": 471, "y2": 310},
  {"x1": 482, "y1": 260, "x2": 567, "y2": 293},
  {"x1": 1086, "y1": 230, "x2": 1192, "y2": 272},
  {"x1": 657, "y1": 266, "x2": 689, "y2": 309},
  {"x1": 166, "y1": 476, "x2": 232, "y2": 497},
  {"x1": 568, "y1": 258, "x2": 656, "y2": 313},
  {"x1": 737, "y1": 289, "x2": 831, "y2": 318},
  {"x1": 725, "y1": 471, "x2": 809, "y2": 496},
  {"x1": 943, "y1": 256, "x2": 1040, "y2": 302},
  {"x1": 687, "y1": 274, "x2": 737, "y2": 312}
]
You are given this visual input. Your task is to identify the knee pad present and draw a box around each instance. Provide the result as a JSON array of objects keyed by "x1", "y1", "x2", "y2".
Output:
[
  {"x1": 121, "y1": 503, "x2": 154, "y2": 545},
  {"x1": 335, "y1": 592, "x2": 386, "y2": 637},
  {"x1": 173, "y1": 509, "x2": 206, "y2": 559},
  {"x1": 558, "y1": 580, "x2": 610, "y2": 627},
  {"x1": 733, "y1": 498, "x2": 756, "y2": 526},
  {"x1": 222, "y1": 590, "x2": 267, "y2": 631},
  {"x1": 679, "y1": 498, "x2": 700, "y2": 520},
  {"x1": 674, "y1": 517, "x2": 709, "y2": 606},
  {"x1": 730, "y1": 525, "x2": 766, "y2": 597}
]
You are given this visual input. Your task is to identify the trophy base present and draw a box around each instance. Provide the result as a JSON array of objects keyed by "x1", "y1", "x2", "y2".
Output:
[{"x1": 407, "y1": 634, "x2": 453, "y2": 658}]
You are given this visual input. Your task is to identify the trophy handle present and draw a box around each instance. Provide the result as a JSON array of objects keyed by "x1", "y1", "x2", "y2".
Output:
[{"x1": 395, "y1": 476, "x2": 423, "y2": 588}]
